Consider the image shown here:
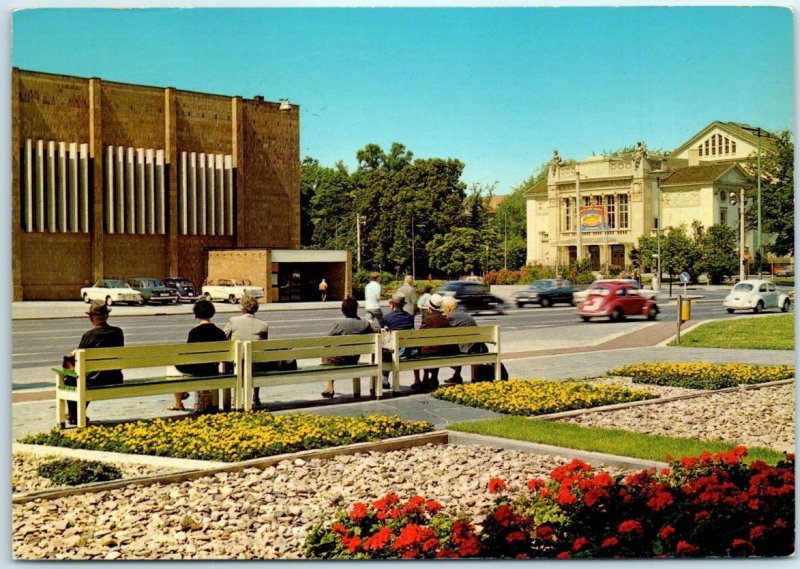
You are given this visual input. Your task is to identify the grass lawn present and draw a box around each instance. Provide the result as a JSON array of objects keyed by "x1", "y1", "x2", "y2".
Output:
[
  {"x1": 449, "y1": 417, "x2": 786, "y2": 465},
  {"x1": 669, "y1": 314, "x2": 794, "y2": 350}
]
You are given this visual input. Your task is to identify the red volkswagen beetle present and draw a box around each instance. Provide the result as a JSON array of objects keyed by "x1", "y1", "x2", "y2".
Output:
[{"x1": 577, "y1": 282, "x2": 659, "y2": 322}]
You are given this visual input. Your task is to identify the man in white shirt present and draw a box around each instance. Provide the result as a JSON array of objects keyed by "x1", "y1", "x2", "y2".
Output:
[{"x1": 364, "y1": 271, "x2": 383, "y2": 329}]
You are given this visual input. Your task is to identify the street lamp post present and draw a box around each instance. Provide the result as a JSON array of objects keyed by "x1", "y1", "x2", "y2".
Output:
[
  {"x1": 411, "y1": 216, "x2": 426, "y2": 281},
  {"x1": 575, "y1": 170, "x2": 582, "y2": 262},
  {"x1": 503, "y1": 211, "x2": 508, "y2": 271},
  {"x1": 356, "y1": 213, "x2": 364, "y2": 270}
]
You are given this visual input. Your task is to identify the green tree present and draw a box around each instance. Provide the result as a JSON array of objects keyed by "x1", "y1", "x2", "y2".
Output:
[
  {"x1": 426, "y1": 227, "x2": 485, "y2": 278},
  {"x1": 636, "y1": 226, "x2": 698, "y2": 280},
  {"x1": 693, "y1": 224, "x2": 739, "y2": 284},
  {"x1": 742, "y1": 129, "x2": 794, "y2": 257}
]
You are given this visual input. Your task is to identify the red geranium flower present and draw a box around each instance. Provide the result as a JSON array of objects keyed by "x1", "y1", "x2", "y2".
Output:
[
  {"x1": 694, "y1": 511, "x2": 711, "y2": 522},
  {"x1": 349, "y1": 502, "x2": 368, "y2": 522},
  {"x1": 556, "y1": 485, "x2": 577, "y2": 506},
  {"x1": 342, "y1": 534, "x2": 361, "y2": 553},
  {"x1": 618, "y1": 520, "x2": 643, "y2": 535},
  {"x1": 647, "y1": 491, "x2": 674, "y2": 511},
  {"x1": 572, "y1": 537, "x2": 590, "y2": 551},
  {"x1": 659, "y1": 525, "x2": 676, "y2": 540},
  {"x1": 676, "y1": 541, "x2": 701, "y2": 557},
  {"x1": 506, "y1": 531, "x2": 526, "y2": 544},
  {"x1": 556, "y1": 551, "x2": 572, "y2": 559},
  {"x1": 749, "y1": 525, "x2": 767, "y2": 540},
  {"x1": 493, "y1": 504, "x2": 513, "y2": 527},
  {"x1": 488, "y1": 478, "x2": 507, "y2": 494},
  {"x1": 331, "y1": 523, "x2": 348, "y2": 536},
  {"x1": 536, "y1": 525, "x2": 554, "y2": 540},
  {"x1": 363, "y1": 527, "x2": 393, "y2": 551},
  {"x1": 601, "y1": 537, "x2": 619, "y2": 549},
  {"x1": 527, "y1": 478, "x2": 546, "y2": 491},
  {"x1": 425, "y1": 499, "x2": 442, "y2": 514}
]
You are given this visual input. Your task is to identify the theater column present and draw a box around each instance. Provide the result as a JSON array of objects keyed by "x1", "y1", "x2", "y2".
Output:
[
  {"x1": 231, "y1": 96, "x2": 244, "y2": 247},
  {"x1": 89, "y1": 78, "x2": 104, "y2": 283},
  {"x1": 165, "y1": 87, "x2": 179, "y2": 276}
]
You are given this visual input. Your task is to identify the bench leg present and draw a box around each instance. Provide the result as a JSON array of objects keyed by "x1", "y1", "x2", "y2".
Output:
[
  {"x1": 352, "y1": 377, "x2": 361, "y2": 398},
  {"x1": 392, "y1": 368, "x2": 400, "y2": 394},
  {"x1": 374, "y1": 374, "x2": 383, "y2": 399},
  {"x1": 222, "y1": 388, "x2": 232, "y2": 412},
  {"x1": 56, "y1": 394, "x2": 67, "y2": 429},
  {"x1": 77, "y1": 401, "x2": 88, "y2": 429}
]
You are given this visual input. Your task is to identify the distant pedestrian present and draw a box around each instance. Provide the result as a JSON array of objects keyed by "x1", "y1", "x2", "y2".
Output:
[
  {"x1": 319, "y1": 279, "x2": 328, "y2": 302},
  {"x1": 364, "y1": 271, "x2": 383, "y2": 330},
  {"x1": 396, "y1": 275, "x2": 419, "y2": 318}
]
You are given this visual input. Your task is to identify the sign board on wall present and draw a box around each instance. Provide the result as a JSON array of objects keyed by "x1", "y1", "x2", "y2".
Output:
[{"x1": 580, "y1": 206, "x2": 605, "y2": 231}]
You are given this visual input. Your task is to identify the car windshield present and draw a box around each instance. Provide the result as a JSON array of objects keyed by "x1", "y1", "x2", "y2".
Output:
[
  {"x1": 175, "y1": 279, "x2": 192, "y2": 288},
  {"x1": 235, "y1": 279, "x2": 252, "y2": 286},
  {"x1": 532, "y1": 280, "x2": 554, "y2": 289},
  {"x1": 733, "y1": 283, "x2": 754, "y2": 292},
  {"x1": 439, "y1": 283, "x2": 459, "y2": 292},
  {"x1": 143, "y1": 280, "x2": 163, "y2": 288}
]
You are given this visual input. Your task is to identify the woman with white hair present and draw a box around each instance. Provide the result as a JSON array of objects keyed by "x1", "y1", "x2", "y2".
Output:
[{"x1": 224, "y1": 295, "x2": 269, "y2": 407}]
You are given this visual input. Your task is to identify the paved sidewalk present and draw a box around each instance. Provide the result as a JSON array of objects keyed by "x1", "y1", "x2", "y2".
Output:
[{"x1": 13, "y1": 334, "x2": 795, "y2": 441}]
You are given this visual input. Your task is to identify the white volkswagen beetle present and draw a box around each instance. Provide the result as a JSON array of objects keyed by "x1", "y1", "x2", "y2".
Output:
[{"x1": 723, "y1": 279, "x2": 791, "y2": 314}]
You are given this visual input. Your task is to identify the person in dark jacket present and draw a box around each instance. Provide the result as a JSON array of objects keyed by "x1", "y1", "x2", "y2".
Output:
[
  {"x1": 64, "y1": 301, "x2": 125, "y2": 425},
  {"x1": 379, "y1": 293, "x2": 423, "y2": 391},
  {"x1": 418, "y1": 293, "x2": 454, "y2": 391},
  {"x1": 320, "y1": 297, "x2": 373, "y2": 398},
  {"x1": 175, "y1": 299, "x2": 227, "y2": 413}
]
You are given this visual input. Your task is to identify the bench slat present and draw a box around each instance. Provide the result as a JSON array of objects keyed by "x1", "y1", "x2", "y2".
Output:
[
  {"x1": 248, "y1": 335, "x2": 377, "y2": 351},
  {"x1": 252, "y1": 366, "x2": 380, "y2": 388},
  {"x1": 250, "y1": 344, "x2": 375, "y2": 363},
  {"x1": 76, "y1": 341, "x2": 236, "y2": 360},
  {"x1": 58, "y1": 376, "x2": 239, "y2": 402}
]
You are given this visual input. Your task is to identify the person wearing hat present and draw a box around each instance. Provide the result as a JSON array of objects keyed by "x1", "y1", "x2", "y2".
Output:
[
  {"x1": 417, "y1": 293, "x2": 454, "y2": 391},
  {"x1": 63, "y1": 301, "x2": 125, "y2": 425},
  {"x1": 379, "y1": 293, "x2": 423, "y2": 391}
]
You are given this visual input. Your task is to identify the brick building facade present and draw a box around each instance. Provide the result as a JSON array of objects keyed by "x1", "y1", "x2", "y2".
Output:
[{"x1": 12, "y1": 68, "x2": 305, "y2": 301}]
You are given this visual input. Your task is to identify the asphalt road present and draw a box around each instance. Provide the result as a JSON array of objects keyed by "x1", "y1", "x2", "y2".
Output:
[{"x1": 11, "y1": 297, "x2": 787, "y2": 372}]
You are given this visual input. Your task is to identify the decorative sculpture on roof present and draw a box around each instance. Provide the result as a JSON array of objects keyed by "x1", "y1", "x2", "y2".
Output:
[
  {"x1": 550, "y1": 149, "x2": 564, "y2": 175},
  {"x1": 633, "y1": 141, "x2": 648, "y2": 169}
]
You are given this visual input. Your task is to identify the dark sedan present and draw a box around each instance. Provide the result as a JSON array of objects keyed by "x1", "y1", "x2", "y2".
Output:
[
  {"x1": 513, "y1": 279, "x2": 577, "y2": 308},
  {"x1": 163, "y1": 277, "x2": 199, "y2": 303},
  {"x1": 438, "y1": 281, "x2": 505, "y2": 315}
]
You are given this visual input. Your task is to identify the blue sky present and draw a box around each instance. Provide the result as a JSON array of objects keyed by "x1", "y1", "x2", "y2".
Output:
[{"x1": 11, "y1": 6, "x2": 795, "y2": 193}]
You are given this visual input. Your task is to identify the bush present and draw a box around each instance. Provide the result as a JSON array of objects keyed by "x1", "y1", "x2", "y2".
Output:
[
  {"x1": 609, "y1": 362, "x2": 795, "y2": 390},
  {"x1": 22, "y1": 413, "x2": 433, "y2": 463},
  {"x1": 306, "y1": 448, "x2": 795, "y2": 559},
  {"x1": 431, "y1": 379, "x2": 657, "y2": 416},
  {"x1": 36, "y1": 458, "x2": 122, "y2": 486}
]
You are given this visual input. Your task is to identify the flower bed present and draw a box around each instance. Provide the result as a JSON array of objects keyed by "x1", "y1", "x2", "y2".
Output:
[
  {"x1": 306, "y1": 448, "x2": 795, "y2": 559},
  {"x1": 609, "y1": 362, "x2": 795, "y2": 390},
  {"x1": 431, "y1": 380, "x2": 657, "y2": 416},
  {"x1": 20, "y1": 413, "x2": 433, "y2": 462}
]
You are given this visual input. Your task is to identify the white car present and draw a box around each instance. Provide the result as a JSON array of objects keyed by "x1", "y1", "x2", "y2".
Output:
[
  {"x1": 81, "y1": 279, "x2": 144, "y2": 306},
  {"x1": 202, "y1": 279, "x2": 265, "y2": 304},
  {"x1": 723, "y1": 279, "x2": 791, "y2": 313},
  {"x1": 573, "y1": 279, "x2": 657, "y2": 304}
]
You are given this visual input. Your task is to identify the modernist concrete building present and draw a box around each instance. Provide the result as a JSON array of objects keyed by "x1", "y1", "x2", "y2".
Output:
[
  {"x1": 12, "y1": 68, "x2": 349, "y2": 301},
  {"x1": 525, "y1": 122, "x2": 770, "y2": 272}
]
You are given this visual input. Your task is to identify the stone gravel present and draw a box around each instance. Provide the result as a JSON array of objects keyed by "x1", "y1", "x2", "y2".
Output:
[
  {"x1": 12, "y1": 453, "x2": 182, "y2": 495},
  {"x1": 563, "y1": 383, "x2": 795, "y2": 453},
  {"x1": 13, "y1": 444, "x2": 620, "y2": 560}
]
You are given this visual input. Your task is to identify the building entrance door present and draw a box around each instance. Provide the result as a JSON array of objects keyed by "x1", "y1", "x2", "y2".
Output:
[
  {"x1": 611, "y1": 245, "x2": 625, "y2": 269},
  {"x1": 588, "y1": 245, "x2": 600, "y2": 271}
]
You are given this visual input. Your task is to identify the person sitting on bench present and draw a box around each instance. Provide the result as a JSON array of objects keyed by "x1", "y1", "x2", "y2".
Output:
[{"x1": 320, "y1": 296, "x2": 373, "y2": 398}]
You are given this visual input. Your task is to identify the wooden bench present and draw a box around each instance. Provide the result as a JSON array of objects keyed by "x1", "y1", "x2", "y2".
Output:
[
  {"x1": 53, "y1": 340, "x2": 241, "y2": 428},
  {"x1": 242, "y1": 334, "x2": 383, "y2": 411},
  {"x1": 382, "y1": 325, "x2": 501, "y2": 393}
]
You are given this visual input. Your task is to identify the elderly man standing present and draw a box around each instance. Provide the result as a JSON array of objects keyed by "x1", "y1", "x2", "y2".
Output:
[
  {"x1": 223, "y1": 295, "x2": 269, "y2": 407},
  {"x1": 396, "y1": 275, "x2": 419, "y2": 319},
  {"x1": 64, "y1": 301, "x2": 125, "y2": 425},
  {"x1": 364, "y1": 271, "x2": 383, "y2": 330}
]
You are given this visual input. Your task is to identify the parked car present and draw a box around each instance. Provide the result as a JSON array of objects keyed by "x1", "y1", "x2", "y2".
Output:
[
  {"x1": 723, "y1": 279, "x2": 791, "y2": 314},
  {"x1": 163, "y1": 277, "x2": 199, "y2": 303},
  {"x1": 573, "y1": 279, "x2": 657, "y2": 304},
  {"x1": 775, "y1": 265, "x2": 794, "y2": 277},
  {"x1": 438, "y1": 280, "x2": 504, "y2": 315},
  {"x1": 513, "y1": 279, "x2": 577, "y2": 308},
  {"x1": 577, "y1": 282, "x2": 659, "y2": 322},
  {"x1": 127, "y1": 278, "x2": 179, "y2": 305},
  {"x1": 80, "y1": 279, "x2": 143, "y2": 306},
  {"x1": 202, "y1": 279, "x2": 265, "y2": 304}
]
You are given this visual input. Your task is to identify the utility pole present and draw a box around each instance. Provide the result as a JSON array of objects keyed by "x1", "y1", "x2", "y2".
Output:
[
  {"x1": 503, "y1": 211, "x2": 508, "y2": 270},
  {"x1": 356, "y1": 212, "x2": 362, "y2": 270},
  {"x1": 737, "y1": 188, "x2": 746, "y2": 282},
  {"x1": 756, "y1": 128, "x2": 763, "y2": 278},
  {"x1": 575, "y1": 170, "x2": 582, "y2": 261},
  {"x1": 411, "y1": 215, "x2": 416, "y2": 282}
]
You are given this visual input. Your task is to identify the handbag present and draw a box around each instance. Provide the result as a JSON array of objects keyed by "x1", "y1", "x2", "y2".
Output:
[{"x1": 473, "y1": 362, "x2": 509, "y2": 382}]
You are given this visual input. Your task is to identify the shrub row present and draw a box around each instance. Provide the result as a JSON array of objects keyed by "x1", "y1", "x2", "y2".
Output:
[
  {"x1": 609, "y1": 362, "x2": 795, "y2": 390},
  {"x1": 431, "y1": 379, "x2": 657, "y2": 416},
  {"x1": 305, "y1": 448, "x2": 795, "y2": 559},
  {"x1": 36, "y1": 458, "x2": 122, "y2": 486},
  {"x1": 21, "y1": 413, "x2": 433, "y2": 463}
]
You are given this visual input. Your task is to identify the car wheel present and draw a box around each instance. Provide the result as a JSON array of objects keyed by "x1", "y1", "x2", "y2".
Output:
[
  {"x1": 105, "y1": 296, "x2": 114, "y2": 307},
  {"x1": 753, "y1": 300, "x2": 763, "y2": 314},
  {"x1": 540, "y1": 297, "x2": 552, "y2": 308},
  {"x1": 781, "y1": 300, "x2": 791, "y2": 313},
  {"x1": 228, "y1": 294, "x2": 237, "y2": 304},
  {"x1": 580, "y1": 316, "x2": 590, "y2": 322},
  {"x1": 138, "y1": 298, "x2": 146, "y2": 306},
  {"x1": 726, "y1": 308, "x2": 734, "y2": 314},
  {"x1": 83, "y1": 293, "x2": 91, "y2": 304},
  {"x1": 610, "y1": 307, "x2": 624, "y2": 322},
  {"x1": 516, "y1": 302, "x2": 525, "y2": 308},
  {"x1": 171, "y1": 297, "x2": 179, "y2": 304},
  {"x1": 647, "y1": 306, "x2": 659, "y2": 320}
]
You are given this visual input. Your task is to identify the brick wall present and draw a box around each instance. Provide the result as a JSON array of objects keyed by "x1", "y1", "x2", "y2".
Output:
[
  {"x1": 207, "y1": 249, "x2": 270, "y2": 302},
  {"x1": 13, "y1": 69, "x2": 301, "y2": 301}
]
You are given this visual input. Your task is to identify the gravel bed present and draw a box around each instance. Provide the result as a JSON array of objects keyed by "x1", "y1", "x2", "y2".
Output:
[
  {"x1": 585, "y1": 376, "x2": 702, "y2": 398},
  {"x1": 562, "y1": 384, "x2": 795, "y2": 453},
  {"x1": 13, "y1": 444, "x2": 629, "y2": 560},
  {"x1": 12, "y1": 453, "x2": 183, "y2": 495}
]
